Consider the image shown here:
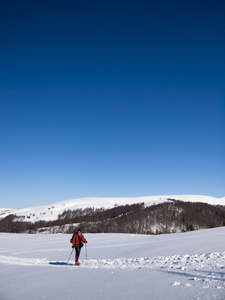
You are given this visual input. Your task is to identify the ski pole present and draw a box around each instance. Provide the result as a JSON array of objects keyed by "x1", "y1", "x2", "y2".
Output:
[
  {"x1": 67, "y1": 248, "x2": 74, "y2": 264},
  {"x1": 85, "y1": 242, "x2": 87, "y2": 262}
]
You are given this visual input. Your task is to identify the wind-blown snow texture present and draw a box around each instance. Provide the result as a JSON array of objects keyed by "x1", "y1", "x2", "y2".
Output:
[
  {"x1": 0, "y1": 227, "x2": 225, "y2": 299},
  {"x1": 1, "y1": 195, "x2": 225, "y2": 223}
]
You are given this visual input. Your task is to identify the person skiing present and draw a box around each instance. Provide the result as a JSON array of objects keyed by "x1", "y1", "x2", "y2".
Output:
[{"x1": 71, "y1": 228, "x2": 87, "y2": 265}]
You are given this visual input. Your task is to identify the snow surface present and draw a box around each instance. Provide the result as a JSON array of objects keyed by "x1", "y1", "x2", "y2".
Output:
[
  {"x1": 1, "y1": 195, "x2": 225, "y2": 223},
  {"x1": 0, "y1": 227, "x2": 225, "y2": 299}
]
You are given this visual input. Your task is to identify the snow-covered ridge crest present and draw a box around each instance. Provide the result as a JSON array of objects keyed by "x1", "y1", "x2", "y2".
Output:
[{"x1": 0, "y1": 195, "x2": 224, "y2": 223}]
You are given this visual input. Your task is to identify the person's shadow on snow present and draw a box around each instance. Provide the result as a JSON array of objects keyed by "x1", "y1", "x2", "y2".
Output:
[{"x1": 49, "y1": 262, "x2": 74, "y2": 266}]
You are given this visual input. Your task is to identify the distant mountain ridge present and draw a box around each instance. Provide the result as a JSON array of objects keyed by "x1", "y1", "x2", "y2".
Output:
[{"x1": 0, "y1": 195, "x2": 224, "y2": 223}]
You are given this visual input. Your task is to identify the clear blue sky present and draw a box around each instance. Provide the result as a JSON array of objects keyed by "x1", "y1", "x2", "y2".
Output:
[{"x1": 0, "y1": 0, "x2": 224, "y2": 208}]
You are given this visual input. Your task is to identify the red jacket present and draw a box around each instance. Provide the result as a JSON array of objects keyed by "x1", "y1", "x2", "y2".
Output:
[{"x1": 72, "y1": 233, "x2": 86, "y2": 247}]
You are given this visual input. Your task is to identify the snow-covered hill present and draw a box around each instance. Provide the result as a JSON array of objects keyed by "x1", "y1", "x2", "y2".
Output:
[
  {"x1": 0, "y1": 227, "x2": 225, "y2": 299},
  {"x1": 0, "y1": 195, "x2": 225, "y2": 223}
]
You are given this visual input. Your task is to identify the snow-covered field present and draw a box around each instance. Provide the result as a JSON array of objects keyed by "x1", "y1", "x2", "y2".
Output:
[
  {"x1": 0, "y1": 227, "x2": 225, "y2": 300},
  {"x1": 1, "y1": 195, "x2": 225, "y2": 223}
]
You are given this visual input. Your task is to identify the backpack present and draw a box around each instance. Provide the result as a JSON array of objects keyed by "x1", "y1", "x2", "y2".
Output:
[{"x1": 70, "y1": 227, "x2": 80, "y2": 243}]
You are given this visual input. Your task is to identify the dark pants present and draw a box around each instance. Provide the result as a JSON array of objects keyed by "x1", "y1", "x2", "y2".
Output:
[{"x1": 75, "y1": 246, "x2": 81, "y2": 262}]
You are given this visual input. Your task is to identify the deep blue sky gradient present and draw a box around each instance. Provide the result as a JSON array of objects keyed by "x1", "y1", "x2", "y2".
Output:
[{"x1": 0, "y1": 0, "x2": 224, "y2": 208}]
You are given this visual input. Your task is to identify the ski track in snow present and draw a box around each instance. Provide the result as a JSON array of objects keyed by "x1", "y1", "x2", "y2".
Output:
[{"x1": 1, "y1": 252, "x2": 225, "y2": 290}]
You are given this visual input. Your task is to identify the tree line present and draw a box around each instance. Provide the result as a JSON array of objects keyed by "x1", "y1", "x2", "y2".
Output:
[{"x1": 0, "y1": 200, "x2": 225, "y2": 234}]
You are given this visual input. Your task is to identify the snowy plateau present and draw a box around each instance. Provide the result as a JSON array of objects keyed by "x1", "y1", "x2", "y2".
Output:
[{"x1": 0, "y1": 228, "x2": 225, "y2": 300}]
